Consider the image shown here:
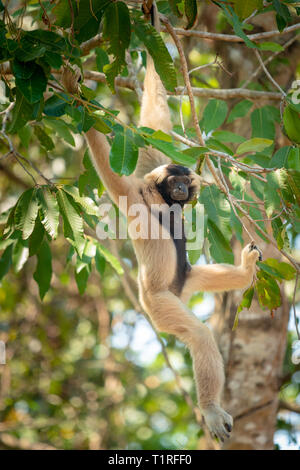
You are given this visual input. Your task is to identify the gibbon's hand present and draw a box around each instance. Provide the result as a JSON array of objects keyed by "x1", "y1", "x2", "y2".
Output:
[
  {"x1": 241, "y1": 241, "x2": 262, "y2": 268},
  {"x1": 202, "y1": 404, "x2": 233, "y2": 443}
]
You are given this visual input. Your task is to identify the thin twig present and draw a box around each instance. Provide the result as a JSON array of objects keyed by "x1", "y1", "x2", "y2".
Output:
[
  {"x1": 242, "y1": 34, "x2": 299, "y2": 89},
  {"x1": 254, "y1": 49, "x2": 287, "y2": 97}
]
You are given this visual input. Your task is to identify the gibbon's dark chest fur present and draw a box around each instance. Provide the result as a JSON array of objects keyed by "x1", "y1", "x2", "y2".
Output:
[
  {"x1": 155, "y1": 164, "x2": 193, "y2": 295},
  {"x1": 158, "y1": 209, "x2": 191, "y2": 296}
]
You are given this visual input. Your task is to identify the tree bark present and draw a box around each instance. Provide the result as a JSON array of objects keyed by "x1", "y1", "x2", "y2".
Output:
[{"x1": 211, "y1": 244, "x2": 290, "y2": 450}]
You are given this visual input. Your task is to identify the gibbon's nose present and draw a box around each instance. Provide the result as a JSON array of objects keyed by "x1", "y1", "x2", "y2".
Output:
[{"x1": 173, "y1": 184, "x2": 188, "y2": 200}]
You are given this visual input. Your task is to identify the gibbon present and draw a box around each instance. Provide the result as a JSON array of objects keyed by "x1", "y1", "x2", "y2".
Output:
[{"x1": 62, "y1": 11, "x2": 262, "y2": 442}]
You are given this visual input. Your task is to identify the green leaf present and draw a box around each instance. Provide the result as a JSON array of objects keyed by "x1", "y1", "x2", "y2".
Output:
[
  {"x1": 54, "y1": 0, "x2": 110, "y2": 43},
  {"x1": 236, "y1": 138, "x2": 273, "y2": 155},
  {"x1": 62, "y1": 186, "x2": 100, "y2": 216},
  {"x1": 133, "y1": 15, "x2": 177, "y2": 92},
  {"x1": 36, "y1": 187, "x2": 59, "y2": 239},
  {"x1": 15, "y1": 62, "x2": 48, "y2": 104},
  {"x1": 33, "y1": 240, "x2": 52, "y2": 300},
  {"x1": 146, "y1": 137, "x2": 196, "y2": 166},
  {"x1": 96, "y1": 243, "x2": 123, "y2": 275},
  {"x1": 227, "y1": 100, "x2": 252, "y2": 123},
  {"x1": 57, "y1": 189, "x2": 85, "y2": 257},
  {"x1": 22, "y1": 189, "x2": 39, "y2": 240},
  {"x1": 233, "y1": 286, "x2": 254, "y2": 330},
  {"x1": 264, "y1": 172, "x2": 281, "y2": 217},
  {"x1": 251, "y1": 106, "x2": 279, "y2": 139},
  {"x1": 44, "y1": 118, "x2": 75, "y2": 147},
  {"x1": 271, "y1": 217, "x2": 284, "y2": 250},
  {"x1": 44, "y1": 94, "x2": 69, "y2": 117},
  {"x1": 273, "y1": 0, "x2": 291, "y2": 31},
  {"x1": 270, "y1": 146, "x2": 291, "y2": 168},
  {"x1": 44, "y1": 51, "x2": 63, "y2": 69},
  {"x1": 184, "y1": 0, "x2": 197, "y2": 29},
  {"x1": 201, "y1": 99, "x2": 228, "y2": 133},
  {"x1": 258, "y1": 258, "x2": 296, "y2": 281},
  {"x1": 258, "y1": 41, "x2": 284, "y2": 52},
  {"x1": 219, "y1": 3, "x2": 257, "y2": 48},
  {"x1": 18, "y1": 125, "x2": 32, "y2": 148},
  {"x1": 256, "y1": 270, "x2": 281, "y2": 310},
  {"x1": 34, "y1": 125, "x2": 55, "y2": 151},
  {"x1": 75, "y1": 0, "x2": 111, "y2": 43},
  {"x1": 212, "y1": 130, "x2": 246, "y2": 144},
  {"x1": 182, "y1": 147, "x2": 209, "y2": 158},
  {"x1": 110, "y1": 128, "x2": 138, "y2": 176},
  {"x1": 12, "y1": 239, "x2": 29, "y2": 272},
  {"x1": 0, "y1": 244, "x2": 13, "y2": 282},
  {"x1": 169, "y1": 0, "x2": 183, "y2": 17},
  {"x1": 8, "y1": 89, "x2": 34, "y2": 133},
  {"x1": 103, "y1": 1, "x2": 131, "y2": 91},
  {"x1": 233, "y1": 0, "x2": 263, "y2": 20},
  {"x1": 207, "y1": 219, "x2": 233, "y2": 264},
  {"x1": 199, "y1": 185, "x2": 231, "y2": 238},
  {"x1": 285, "y1": 169, "x2": 300, "y2": 206},
  {"x1": 95, "y1": 47, "x2": 109, "y2": 73},
  {"x1": 28, "y1": 217, "x2": 45, "y2": 257},
  {"x1": 77, "y1": 108, "x2": 96, "y2": 133},
  {"x1": 283, "y1": 105, "x2": 300, "y2": 144},
  {"x1": 93, "y1": 115, "x2": 112, "y2": 134},
  {"x1": 95, "y1": 248, "x2": 106, "y2": 276},
  {"x1": 75, "y1": 263, "x2": 90, "y2": 294},
  {"x1": 151, "y1": 130, "x2": 172, "y2": 142},
  {"x1": 14, "y1": 189, "x2": 39, "y2": 240},
  {"x1": 78, "y1": 150, "x2": 102, "y2": 196}
]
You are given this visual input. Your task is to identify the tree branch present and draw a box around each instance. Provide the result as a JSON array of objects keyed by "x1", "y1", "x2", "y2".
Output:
[
  {"x1": 83, "y1": 69, "x2": 282, "y2": 100},
  {"x1": 161, "y1": 23, "x2": 300, "y2": 43},
  {"x1": 79, "y1": 23, "x2": 300, "y2": 56}
]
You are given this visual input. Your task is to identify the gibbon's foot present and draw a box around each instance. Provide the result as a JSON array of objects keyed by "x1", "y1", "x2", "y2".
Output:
[
  {"x1": 202, "y1": 404, "x2": 233, "y2": 443},
  {"x1": 242, "y1": 241, "x2": 262, "y2": 266}
]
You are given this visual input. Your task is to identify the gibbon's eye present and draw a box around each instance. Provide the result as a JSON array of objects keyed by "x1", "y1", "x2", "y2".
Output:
[
  {"x1": 167, "y1": 175, "x2": 177, "y2": 186},
  {"x1": 183, "y1": 176, "x2": 191, "y2": 185}
]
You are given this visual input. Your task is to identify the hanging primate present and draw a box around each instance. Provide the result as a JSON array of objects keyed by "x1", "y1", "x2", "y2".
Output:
[{"x1": 62, "y1": 6, "x2": 262, "y2": 442}]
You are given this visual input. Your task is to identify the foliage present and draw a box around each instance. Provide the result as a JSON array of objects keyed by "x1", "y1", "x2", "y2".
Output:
[{"x1": 0, "y1": 0, "x2": 299, "y2": 450}]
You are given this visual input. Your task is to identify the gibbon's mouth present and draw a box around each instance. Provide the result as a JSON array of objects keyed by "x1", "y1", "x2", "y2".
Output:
[{"x1": 171, "y1": 191, "x2": 189, "y2": 201}]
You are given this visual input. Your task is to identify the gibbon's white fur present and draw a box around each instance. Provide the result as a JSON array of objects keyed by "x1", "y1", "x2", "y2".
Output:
[{"x1": 62, "y1": 14, "x2": 262, "y2": 442}]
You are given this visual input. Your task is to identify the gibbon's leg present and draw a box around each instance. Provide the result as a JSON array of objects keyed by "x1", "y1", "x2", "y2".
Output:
[
  {"x1": 134, "y1": 54, "x2": 173, "y2": 178},
  {"x1": 139, "y1": 55, "x2": 172, "y2": 133},
  {"x1": 141, "y1": 288, "x2": 233, "y2": 441},
  {"x1": 181, "y1": 243, "x2": 261, "y2": 303}
]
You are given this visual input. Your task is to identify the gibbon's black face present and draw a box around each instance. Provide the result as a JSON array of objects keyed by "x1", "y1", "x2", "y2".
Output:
[{"x1": 156, "y1": 165, "x2": 196, "y2": 206}]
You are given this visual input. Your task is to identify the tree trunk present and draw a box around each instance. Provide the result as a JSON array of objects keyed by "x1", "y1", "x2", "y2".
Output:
[{"x1": 211, "y1": 244, "x2": 290, "y2": 450}]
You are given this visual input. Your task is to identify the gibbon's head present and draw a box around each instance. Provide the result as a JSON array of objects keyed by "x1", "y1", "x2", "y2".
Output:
[{"x1": 144, "y1": 164, "x2": 200, "y2": 206}]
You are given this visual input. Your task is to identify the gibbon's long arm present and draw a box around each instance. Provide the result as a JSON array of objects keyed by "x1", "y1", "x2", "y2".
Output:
[
  {"x1": 61, "y1": 67, "x2": 138, "y2": 207},
  {"x1": 84, "y1": 128, "x2": 139, "y2": 207},
  {"x1": 181, "y1": 244, "x2": 260, "y2": 303}
]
